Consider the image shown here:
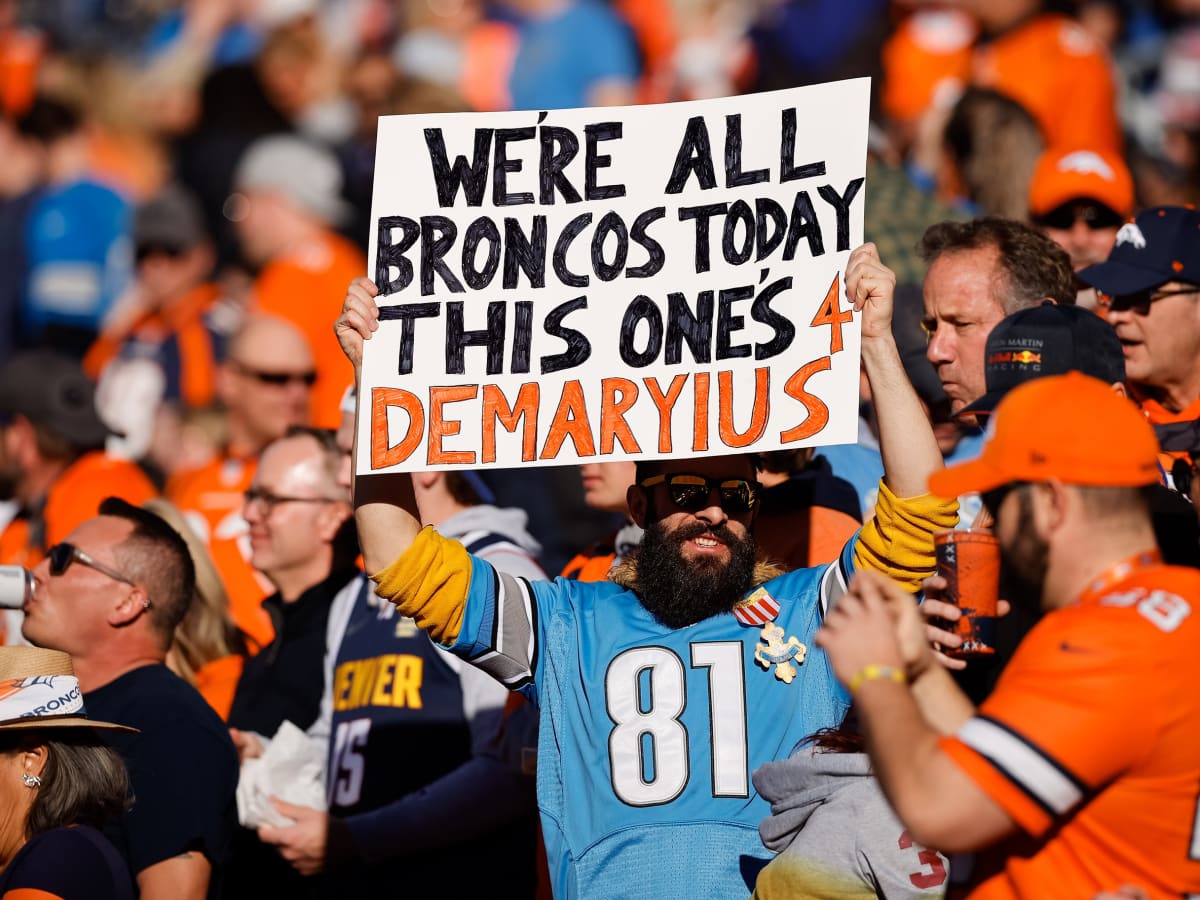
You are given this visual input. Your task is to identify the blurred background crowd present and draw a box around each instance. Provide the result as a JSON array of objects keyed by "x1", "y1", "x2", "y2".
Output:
[{"x1": 2, "y1": 0, "x2": 1198, "y2": 565}]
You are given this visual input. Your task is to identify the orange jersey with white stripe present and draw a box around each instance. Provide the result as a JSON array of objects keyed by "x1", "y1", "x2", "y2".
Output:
[
  {"x1": 941, "y1": 563, "x2": 1200, "y2": 899},
  {"x1": 167, "y1": 454, "x2": 273, "y2": 650}
]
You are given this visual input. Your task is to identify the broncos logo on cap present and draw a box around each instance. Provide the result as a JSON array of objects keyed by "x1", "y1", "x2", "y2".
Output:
[
  {"x1": 1115, "y1": 223, "x2": 1147, "y2": 249},
  {"x1": 1056, "y1": 151, "x2": 1115, "y2": 180}
]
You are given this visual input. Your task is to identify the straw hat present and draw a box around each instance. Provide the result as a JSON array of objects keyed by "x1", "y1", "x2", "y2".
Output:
[{"x1": 0, "y1": 647, "x2": 136, "y2": 733}]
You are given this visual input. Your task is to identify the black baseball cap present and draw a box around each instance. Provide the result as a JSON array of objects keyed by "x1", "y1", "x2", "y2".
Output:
[
  {"x1": 0, "y1": 351, "x2": 111, "y2": 449},
  {"x1": 958, "y1": 304, "x2": 1125, "y2": 418},
  {"x1": 1077, "y1": 205, "x2": 1200, "y2": 296}
]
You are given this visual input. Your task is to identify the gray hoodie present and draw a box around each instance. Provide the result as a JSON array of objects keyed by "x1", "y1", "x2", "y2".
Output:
[
  {"x1": 752, "y1": 748, "x2": 948, "y2": 899},
  {"x1": 437, "y1": 503, "x2": 545, "y2": 581}
]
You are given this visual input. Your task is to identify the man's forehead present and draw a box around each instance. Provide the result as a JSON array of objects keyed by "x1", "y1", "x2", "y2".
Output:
[
  {"x1": 233, "y1": 318, "x2": 314, "y2": 370},
  {"x1": 651, "y1": 454, "x2": 757, "y2": 479},
  {"x1": 68, "y1": 515, "x2": 133, "y2": 550},
  {"x1": 257, "y1": 435, "x2": 326, "y2": 484}
]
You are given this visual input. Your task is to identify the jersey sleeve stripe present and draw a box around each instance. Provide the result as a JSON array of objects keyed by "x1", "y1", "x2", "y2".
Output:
[
  {"x1": 819, "y1": 558, "x2": 849, "y2": 617},
  {"x1": 957, "y1": 716, "x2": 1086, "y2": 816},
  {"x1": 467, "y1": 571, "x2": 538, "y2": 690},
  {"x1": 940, "y1": 736, "x2": 1054, "y2": 836}
]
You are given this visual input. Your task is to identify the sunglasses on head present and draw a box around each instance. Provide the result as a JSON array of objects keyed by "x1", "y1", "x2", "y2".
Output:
[
  {"x1": 1034, "y1": 202, "x2": 1124, "y2": 232},
  {"x1": 230, "y1": 360, "x2": 318, "y2": 388},
  {"x1": 639, "y1": 473, "x2": 758, "y2": 513},
  {"x1": 1095, "y1": 286, "x2": 1200, "y2": 315}
]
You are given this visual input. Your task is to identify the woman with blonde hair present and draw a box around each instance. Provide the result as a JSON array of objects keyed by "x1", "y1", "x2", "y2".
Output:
[
  {"x1": 142, "y1": 499, "x2": 246, "y2": 719},
  {"x1": 0, "y1": 647, "x2": 134, "y2": 898}
]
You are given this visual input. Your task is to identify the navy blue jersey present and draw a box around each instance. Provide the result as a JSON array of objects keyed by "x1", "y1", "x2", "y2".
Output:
[{"x1": 327, "y1": 579, "x2": 473, "y2": 817}]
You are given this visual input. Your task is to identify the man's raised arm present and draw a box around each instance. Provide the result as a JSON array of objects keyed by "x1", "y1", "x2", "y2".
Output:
[
  {"x1": 335, "y1": 277, "x2": 423, "y2": 574},
  {"x1": 846, "y1": 243, "x2": 943, "y2": 498},
  {"x1": 843, "y1": 244, "x2": 958, "y2": 591}
]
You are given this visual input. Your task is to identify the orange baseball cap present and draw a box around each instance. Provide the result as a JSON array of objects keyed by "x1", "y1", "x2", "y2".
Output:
[
  {"x1": 1028, "y1": 147, "x2": 1134, "y2": 219},
  {"x1": 928, "y1": 372, "x2": 1160, "y2": 498}
]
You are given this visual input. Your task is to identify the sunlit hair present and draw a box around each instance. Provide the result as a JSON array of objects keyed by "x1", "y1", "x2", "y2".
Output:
[
  {"x1": 919, "y1": 217, "x2": 1076, "y2": 310},
  {"x1": 142, "y1": 498, "x2": 248, "y2": 674},
  {"x1": 98, "y1": 497, "x2": 195, "y2": 646}
]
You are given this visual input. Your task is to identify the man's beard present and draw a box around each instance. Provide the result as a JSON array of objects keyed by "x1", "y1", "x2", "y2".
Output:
[
  {"x1": 635, "y1": 519, "x2": 758, "y2": 629},
  {"x1": 998, "y1": 492, "x2": 1048, "y2": 616}
]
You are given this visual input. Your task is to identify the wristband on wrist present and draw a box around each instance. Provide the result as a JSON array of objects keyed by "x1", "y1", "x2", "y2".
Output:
[{"x1": 848, "y1": 663, "x2": 906, "y2": 695}]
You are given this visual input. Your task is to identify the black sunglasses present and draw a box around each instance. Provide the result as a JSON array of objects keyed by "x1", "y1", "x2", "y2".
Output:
[
  {"x1": 230, "y1": 360, "x2": 318, "y2": 388},
  {"x1": 1034, "y1": 203, "x2": 1124, "y2": 232},
  {"x1": 639, "y1": 473, "x2": 758, "y2": 513},
  {"x1": 135, "y1": 242, "x2": 187, "y2": 263},
  {"x1": 1096, "y1": 286, "x2": 1200, "y2": 315},
  {"x1": 47, "y1": 543, "x2": 152, "y2": 608}
]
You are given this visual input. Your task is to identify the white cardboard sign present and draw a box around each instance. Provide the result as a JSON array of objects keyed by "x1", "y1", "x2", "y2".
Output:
[{"x1": 358, "y1": 78, "x2": 869, "y2": 474}]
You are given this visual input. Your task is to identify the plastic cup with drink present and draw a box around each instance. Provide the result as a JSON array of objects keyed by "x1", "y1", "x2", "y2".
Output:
[{"x1": 933, "y1": 529, "x2": 1001, "y2": 658}]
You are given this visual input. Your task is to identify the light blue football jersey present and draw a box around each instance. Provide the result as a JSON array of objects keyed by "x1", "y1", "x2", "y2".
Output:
[{"x1": 449, "y1": 539, "x2": 858, "y2": 899}]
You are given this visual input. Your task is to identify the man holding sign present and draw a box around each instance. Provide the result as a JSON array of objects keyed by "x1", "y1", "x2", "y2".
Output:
[{"x1": 335, "y1": 238, "x2": 957, "y2": 897}]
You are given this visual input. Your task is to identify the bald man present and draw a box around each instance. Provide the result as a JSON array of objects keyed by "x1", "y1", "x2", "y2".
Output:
[{"x1": 167, "y1": 315, "x2": 316, "y2": 648}]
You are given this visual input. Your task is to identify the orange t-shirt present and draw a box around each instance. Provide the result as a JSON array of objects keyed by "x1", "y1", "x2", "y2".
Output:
[
  {"x1": 193, "y1": 653, "x2": 244, "y2": 721},
  {"x1": 167, "y1": 454, "x2": 273, "y2": 650},
  {"x1": 249, "y1": 230, "x2": 363, "y2": 430},
  {"x1": 560, "y1": 530, "x2": 619, "y2": 582},
  {"x1": 883, "y1": 11, "x2": 1120, "y2": 153},
  {"x1": 42, "y1": 453, "x2": 158, "y2": 549},
  {"x1": 0, "y1": 452, "x2": 158, "y2": 569},
  {"x1": 941, "y1": 563, "x2": 1200, "y2": 898}
]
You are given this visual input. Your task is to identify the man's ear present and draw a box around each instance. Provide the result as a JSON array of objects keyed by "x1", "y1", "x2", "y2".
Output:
[
  {"x1": 216, "y1": 363, "x2": 236, "y2": 407},
  {"x1": 8, "y1": 415, "x2": 36, "y2": 465},
  {"x1": 109, "y1": 585, "x2": 152, "y2": 627},
  {"x1": 1034, "y1": 480, "x2": 1068, "y2": 536},
  {"x1": 627, "y1": 484, "x2": 648, "y2": 528},
  {"x1": 317, "y1": 501, "x2": 353, "y2": 543},
  {"x1": 412, "y1": 471, "x2": 440, "y2": 491}
]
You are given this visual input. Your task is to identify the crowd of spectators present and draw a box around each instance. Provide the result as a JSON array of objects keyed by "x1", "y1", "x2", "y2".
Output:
[{"x1": 1, "y1": 0, "x2": 1200, "y2": 898}]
